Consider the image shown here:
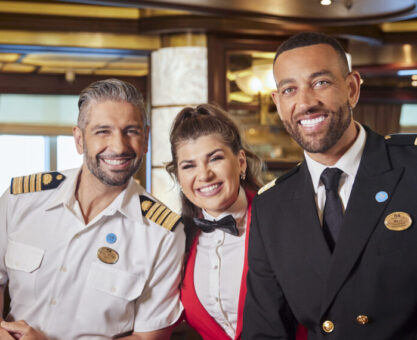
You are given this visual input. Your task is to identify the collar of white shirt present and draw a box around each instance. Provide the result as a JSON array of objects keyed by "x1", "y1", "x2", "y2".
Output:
[
  {"x1": 201, "y1": 186, "x2": 248, "y2": 232},
  {"x1": 44, "y1": 168, "x2": 143, "y2": 224},
  {"x1": 305, "y1": 122, "x2": 367, "y2": 194}
]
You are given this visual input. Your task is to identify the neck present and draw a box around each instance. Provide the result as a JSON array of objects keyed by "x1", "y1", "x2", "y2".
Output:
[
  {"x1": 75, "y1": 164, "x2": 127, "y2": 224},
  {"x1": 307, "y1": 121, "x2": 358, "y2": 166}
]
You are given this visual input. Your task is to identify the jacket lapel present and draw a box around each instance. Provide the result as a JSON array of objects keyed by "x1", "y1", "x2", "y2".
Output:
[{"x1": 320, "y1": 128, "x2": 404, "y2": 316}]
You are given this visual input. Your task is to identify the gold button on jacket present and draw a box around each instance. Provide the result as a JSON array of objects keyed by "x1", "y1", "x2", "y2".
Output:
[
  {"x1": 322, "y1": 320, "x2": 334, "y2": 333},
  {"x1": 356, "y1": 315, "x2": 369, "y2": 325}
]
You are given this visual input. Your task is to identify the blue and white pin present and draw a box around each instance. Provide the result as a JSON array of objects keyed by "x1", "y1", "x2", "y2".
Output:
[
  {"x1": 375, "y1": 191, "x2": 388, "y2": 203},
  {"x1": 106, "y1": 233, "x2": 117, "y2": 244}
]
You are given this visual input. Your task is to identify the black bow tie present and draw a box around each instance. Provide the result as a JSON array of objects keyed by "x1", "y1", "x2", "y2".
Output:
[{"x1": 193, "y1": 215, "x2": 239, "y2": 236}]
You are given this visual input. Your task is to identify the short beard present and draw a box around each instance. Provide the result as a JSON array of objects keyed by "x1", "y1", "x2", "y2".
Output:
[
  {"x1": 84, "y1": 148, "x2": 142, "y2": 187},
  {"x1": 282, "y1": 102, "x2": 352, "y2": 153}
]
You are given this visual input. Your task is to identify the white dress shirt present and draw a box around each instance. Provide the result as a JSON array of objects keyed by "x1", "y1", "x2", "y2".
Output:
[
  {"x1": 0, "y1": 168, "x2": 185, "y2": 339},
  {"x1": 194, "y1": 187, "x2": 248, "y2": 338},
  {"x1": 305, "y1": 123, "x2": 367, "y2": 225}
]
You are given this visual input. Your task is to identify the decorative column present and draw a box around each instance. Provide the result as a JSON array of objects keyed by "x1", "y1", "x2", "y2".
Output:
[{"x1": 151, "y1": 34, "x2": 207, "y2": 212}]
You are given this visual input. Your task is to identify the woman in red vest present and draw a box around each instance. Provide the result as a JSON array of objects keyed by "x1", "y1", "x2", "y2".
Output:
[{"x1": 166, "y1": 104, "x2": 307, "y2": 340}]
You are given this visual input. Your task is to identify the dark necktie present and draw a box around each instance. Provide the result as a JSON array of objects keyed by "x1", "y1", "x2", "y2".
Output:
[
  {"x1": 320, "y1": 167, "x2": 344, "y2": 252},
  {"x1": 193, "y1": 215, "x2": 239, "y2": 236}
]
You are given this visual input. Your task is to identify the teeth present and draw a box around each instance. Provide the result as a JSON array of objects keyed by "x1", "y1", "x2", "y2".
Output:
[
  {"x1": 199, "y1": 184, "x2": 220, "y2": 193},
  {"x1": 103, "y1": 159, "x2": 129, "y2": 165},
  {"x1": 300, "y1": 116, "x2": 325, "y2": 127}
]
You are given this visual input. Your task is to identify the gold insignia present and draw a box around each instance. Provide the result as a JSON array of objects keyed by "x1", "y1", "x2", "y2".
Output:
[
  {"x1": 384, "y1": 135, "x2": 391, "y2": 140},
  {"x1": 141, "y1": 200, "x2": 153, "y2": 212},
  {"x1": 139, "y1": 195, "x2": 181, "y2": 231},
  {"x1": 42, "y1": 173, "x2": 53, "y2": 185},
  {"x1": 97, "y1": 247, "x2": 119, "y2": 264},
  {"x1": 384, "y1": 212, "x2": 412, "y2": 231},
  {"x1": 10, "y1": 171, "x2": 65, "y2": 195},
  {"x1": 258, "y1": 179, "x2": 276, "y2": 195}
]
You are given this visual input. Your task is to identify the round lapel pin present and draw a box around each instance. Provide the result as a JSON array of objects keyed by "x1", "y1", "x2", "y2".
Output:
[
  {"x1": 375, "y1": 191, "x2": 388, "y2": 203},
  {"x1": 106, "y1": 233, "x2": 117, "y2": 244}
]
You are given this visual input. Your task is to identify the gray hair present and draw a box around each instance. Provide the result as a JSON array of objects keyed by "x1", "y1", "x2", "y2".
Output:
[{"x1": 77, "y1": 78, "x2": 147, "y2": 129}]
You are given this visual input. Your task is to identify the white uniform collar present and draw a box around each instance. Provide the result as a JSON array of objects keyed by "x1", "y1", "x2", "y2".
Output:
[
  {"x1": 201, "y1": 186, "x2": 248, "y2": 230},
  {"x1": 45, "y1": 167, "x2": 143, "y2": 223},
  {"x1": 305, "y1": 122, "x2": 367, "y2": 194}
]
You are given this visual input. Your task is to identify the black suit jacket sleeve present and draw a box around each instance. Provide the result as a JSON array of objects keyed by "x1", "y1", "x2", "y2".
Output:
[{"x1": 243, "y1": 195, "x2": 297, "y2": 340}]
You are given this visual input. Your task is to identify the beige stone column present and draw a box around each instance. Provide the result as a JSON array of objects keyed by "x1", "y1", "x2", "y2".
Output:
[{"x1": 151, "y1": 34, "x2": 207, "y2": 212}]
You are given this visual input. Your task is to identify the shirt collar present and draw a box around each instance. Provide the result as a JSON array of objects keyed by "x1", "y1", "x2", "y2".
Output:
[
  {"x1": 45, "y1": 168, "x2": 143, "y2": 223},
  {"x1": 44, "y1": 168, "x2": 81, "y2": 210},
  {"x1": 202, "y1": 186, "x2": 248, "y2": 229},
  {"x1": 305, "y1": 122, "x2": 367, "y2": 193}
]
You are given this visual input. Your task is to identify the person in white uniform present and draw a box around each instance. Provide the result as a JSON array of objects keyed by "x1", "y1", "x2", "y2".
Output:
[{"x1": 0, "y1": 79, "x2": 185, "y2": 340}]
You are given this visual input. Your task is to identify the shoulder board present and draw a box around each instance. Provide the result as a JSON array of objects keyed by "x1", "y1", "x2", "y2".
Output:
[
  {"x1": 139, "y1": 195, "x2": 181, "y2": 232},
  {"x1": 384, "y1": 134, "x2": 417, "y2": 146},
  {"x1": 258, "y1": 178, "x2": 277, "y2": 195},
  {"x1": 258, "y1": 164, "x2": 301, "y2": 196},
  {"x1": 10, "y1": 171, "x2": 66, "y2": 195}
]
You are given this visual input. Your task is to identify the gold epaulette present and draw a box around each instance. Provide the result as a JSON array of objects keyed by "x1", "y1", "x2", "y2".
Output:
[
  {"x1": 10, "y1": 171, "x2": 66, "y2": 195},
  {"x1": 258, "y1": 163, "x2": 301, "y2": 195},
  {"x1": 384, "y1": 134, "x2": 417, "y2": 146},
  {"x1": 139, "y1": 195, "x2": 181, "y2": 232},
  {"x1": 258, "y1": 178, "x2": 277, "y2": 195}
]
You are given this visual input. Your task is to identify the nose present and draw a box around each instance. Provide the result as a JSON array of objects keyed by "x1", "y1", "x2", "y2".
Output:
[
  {"x1": 297, "y1": 87, "x2": 317, "y2": 113},
  {"x1": 110, "y1": 131, "x2": 129, "y2": 154},
  {"x1": 197, "y1": 164, "x2": 214, "y2": 182}
]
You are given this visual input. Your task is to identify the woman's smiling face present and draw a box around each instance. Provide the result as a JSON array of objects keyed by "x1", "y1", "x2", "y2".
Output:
[{"x1": 176, "y1": 133, "x2": 246, "y2": 218}]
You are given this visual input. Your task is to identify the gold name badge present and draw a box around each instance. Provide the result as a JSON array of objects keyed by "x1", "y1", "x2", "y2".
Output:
[
  {"x1": 97, "y1": 247, "x2": 119, "y2": 264},
  {"x1": 384, "y1": 212, "x2": 413, "y2": 231}
]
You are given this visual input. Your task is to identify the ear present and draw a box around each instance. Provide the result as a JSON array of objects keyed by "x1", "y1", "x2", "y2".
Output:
[
  {"x1": 73, "y1": 126, "x2": 84, "y2": 155},
  {"x1": 238, "y1": 149, "x2": 247, "y2": 174},
  {"x1": 346, "y1": 70, "x2": 361, "y2": 109},
  {"x1": 271, "y1": 91, "x2": 283, "y2": 120}
]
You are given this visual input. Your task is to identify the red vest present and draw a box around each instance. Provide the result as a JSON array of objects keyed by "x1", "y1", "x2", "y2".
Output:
[
  {"x1": 181, "y1": 189, "x2": 308, "y2": 340},
  {"x1": 181, "y1": 190, "x2": 255, "y2": 340}
]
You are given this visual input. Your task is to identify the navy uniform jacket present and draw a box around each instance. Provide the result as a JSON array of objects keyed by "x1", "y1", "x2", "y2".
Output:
[{"x1": 243, "y1": 127, "x2": 417, "y2": 340}]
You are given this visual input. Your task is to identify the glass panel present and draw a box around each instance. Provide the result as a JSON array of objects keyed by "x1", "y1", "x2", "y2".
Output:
[
  {"x1": 0, "y1": 135, "x2": 45, "y2": 194},
  {"x1": 226, "y1": 50, "x2": 303, "y2": 176},
  {"x1": 0, "y1": 94, "x2": 78, "y2": 126},
  {"x1": 400, "y1": 104, "x2": 417, "y2": 128},
  {"x1": 57, "y1": 135, "x2": 83, "y2": 170}
]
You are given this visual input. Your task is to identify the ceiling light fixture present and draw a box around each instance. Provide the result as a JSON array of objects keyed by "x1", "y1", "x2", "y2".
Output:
[{"x1": 320, "y1": 0, "x2": 332, "y2": 6}]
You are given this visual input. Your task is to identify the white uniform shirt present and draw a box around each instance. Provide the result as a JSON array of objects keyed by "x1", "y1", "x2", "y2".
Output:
[
  {"x1": 0, "y1": 168, "x2": 185, "y2": 340},
  {"x1": 194, "y1": 187, "x2": 248, "y2": 338},
  {"x1": 305, "y1": 123, "x2": 367, "y2": 224}
]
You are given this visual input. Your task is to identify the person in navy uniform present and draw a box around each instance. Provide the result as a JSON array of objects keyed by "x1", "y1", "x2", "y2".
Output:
[
  {"x1": 0, "y1": 79, "x2": 185, "y2": 340},
  {"x1": 242, "y1": 32, "x2": 417, "y2": 339}
]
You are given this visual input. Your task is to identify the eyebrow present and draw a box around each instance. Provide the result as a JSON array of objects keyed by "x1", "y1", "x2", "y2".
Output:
[
  {"x1": 277, "y1": 69, "x2": 335, "y2": 89},
  {"x1": 90, "y1": 124, "x2": 143, "y2": 131},
  {"x1": 178, "y1": 148, "x2": 224, "y2": 166}
]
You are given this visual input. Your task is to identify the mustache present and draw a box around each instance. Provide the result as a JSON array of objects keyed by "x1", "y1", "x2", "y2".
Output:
[
  {"x1": 96, "y1": 152, "x2": 137, "y2": 160},
  {"x1": 293, "y1": 105, "x2": 331, "y2": 121}
]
